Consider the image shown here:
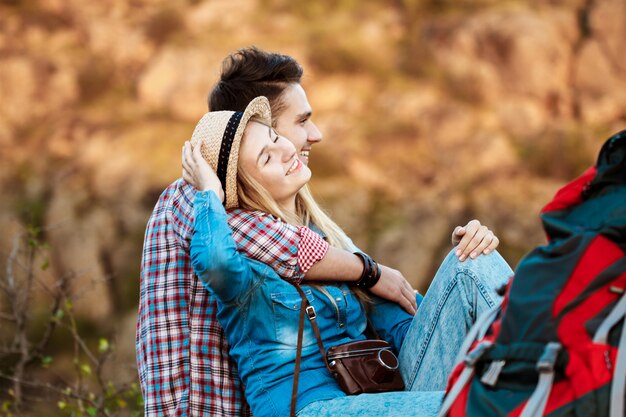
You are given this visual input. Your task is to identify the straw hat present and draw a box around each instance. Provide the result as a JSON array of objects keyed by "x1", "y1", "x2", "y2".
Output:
[{"x1": 190, "y1": 96, "x2": 272, "y2": 209}]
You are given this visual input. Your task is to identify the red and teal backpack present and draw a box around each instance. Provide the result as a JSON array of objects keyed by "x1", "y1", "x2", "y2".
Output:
[{"x1": 439, "y1": 131, "x2": 626, "y2": 417}]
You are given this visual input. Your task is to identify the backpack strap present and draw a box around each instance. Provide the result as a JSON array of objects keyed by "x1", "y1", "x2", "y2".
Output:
[
  {"x1": 484, "y1": 342, "x2": 568, "y2": 366},
  {"x1": 438, "y1": 304, "x2": 501, "y2": 416},
  {"x1": 437, "y1": 341, "x2": 493, "y2": 417},
  {"x1": 453, "y1": 304, "x2": 501, "y2": 366},
  {"x1": 611, "y1": 317, "x2": 626, "y2": 417},
  {"x1": 590, "y1": 291, "x2": 626, "y2": 417},
  {"x1": 519, "y1": 343, "x2": 562, "y2": 417},
  {"x1": 602, "y1": 293, "x2": 626, "y2": 417},
  {"x1": 593, "y1": 292, "x2": 626, "y2": 344}
]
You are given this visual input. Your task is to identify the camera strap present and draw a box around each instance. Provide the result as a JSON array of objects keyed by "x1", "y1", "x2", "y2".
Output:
[
  {"x1": 290, "y1": 283, "x2": 329, "y2": 417},
  {"x1": 289, "y1": 283, "x2": 381, "y2": 416}
]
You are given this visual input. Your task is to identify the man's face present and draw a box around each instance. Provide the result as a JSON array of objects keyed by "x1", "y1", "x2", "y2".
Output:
[{"x1": 273, "y1": 83, "x2": 323, "y2": 166}]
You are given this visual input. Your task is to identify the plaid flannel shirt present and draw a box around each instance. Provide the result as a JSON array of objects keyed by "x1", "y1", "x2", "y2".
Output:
[{"x1": 136, "y1": 179, "x2": 329, "y2": 416}]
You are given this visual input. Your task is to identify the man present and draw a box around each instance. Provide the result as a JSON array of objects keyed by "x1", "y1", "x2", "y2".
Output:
[{"x1": 136, "y1": 47, "x2": 497, "y2": 416}]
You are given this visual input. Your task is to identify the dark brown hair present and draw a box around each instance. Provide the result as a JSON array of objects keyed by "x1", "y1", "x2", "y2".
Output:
[{"x1": 208, "y1": 47, "x2": 303, "y2": 121}]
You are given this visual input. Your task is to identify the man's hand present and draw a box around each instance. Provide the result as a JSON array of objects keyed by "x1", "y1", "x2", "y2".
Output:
[
  {"x1": 369, "y1": 264, "x2": 417, "y2": 315},
  {"x1": 182, "y1": 141, "x2": 225, "y2": 202},
  {"x1": 451, "y1": 219, "x2": 499, "y2": 262}
]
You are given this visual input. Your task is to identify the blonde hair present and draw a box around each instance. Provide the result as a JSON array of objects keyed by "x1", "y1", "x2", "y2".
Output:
[
  {"x1": 237, "y1": 164, "x2": 371, "y2": 305},
  {"x1": 236, "y1": 118, "x2": 346, "y2": 240},
  {"x1": 237, "y1": 171, "x2": 347, "y2": 246}
]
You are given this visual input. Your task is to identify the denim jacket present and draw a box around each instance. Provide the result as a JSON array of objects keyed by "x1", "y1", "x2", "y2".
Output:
[{"x1": 190, "y1": 191, "x2": 416, "y2": 417}]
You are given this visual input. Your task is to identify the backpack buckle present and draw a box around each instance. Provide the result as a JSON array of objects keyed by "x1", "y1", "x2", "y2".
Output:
[
  {"x1": 537, "y1": 342, "x2": 562, "y2": 373},
  {"x1": 464, "y1": 342, "x2": 493, "y2": 367},
  {"x1": 481, "y1": 360, "x2": 506, "y2": 387}
]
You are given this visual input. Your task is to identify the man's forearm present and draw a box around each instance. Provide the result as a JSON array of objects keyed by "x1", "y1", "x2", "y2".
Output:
[
  {"x1": 304, "y1": 248, "x2": 418, "y2": 314},
  {"x1": 303, "y1": 246, "x2": 362, "y2": 282}
]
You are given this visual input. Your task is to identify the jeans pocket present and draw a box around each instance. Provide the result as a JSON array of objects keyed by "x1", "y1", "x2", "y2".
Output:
[{"x1": 271, "y1": 290, "x2": 316, "y2": 348}]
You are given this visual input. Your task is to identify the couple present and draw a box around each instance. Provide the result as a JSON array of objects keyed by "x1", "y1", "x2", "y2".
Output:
[{"x1": 136, "y1": 47, "x2": 512, "y2": 416}]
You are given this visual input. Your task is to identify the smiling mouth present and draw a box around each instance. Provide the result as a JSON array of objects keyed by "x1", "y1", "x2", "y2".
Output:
[
  {"x1": 286, "y1": 158, "x2": 302, "y2": 175},
  {"x1": 300, "y1": 150, "x2": 310, "y2": 162}
]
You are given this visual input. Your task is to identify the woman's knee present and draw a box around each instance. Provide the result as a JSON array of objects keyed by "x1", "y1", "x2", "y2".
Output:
[{"x1": 441, "y1": 248, "x2": 512, "y2": 289}]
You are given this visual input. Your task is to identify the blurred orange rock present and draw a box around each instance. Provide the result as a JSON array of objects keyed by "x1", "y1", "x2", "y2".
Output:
[
  {"x1": 575, "y1": 40, "x2": 626, "y2": 125},
  {"x1": 138, "y1": 48, "x2": 221, "y2": 120},
  {"x1": 429, "y1": 5, "x2": 573, "y2": 117},
  {"x1": 0, "y1": 0, "x2": 621, "y2": 336}
]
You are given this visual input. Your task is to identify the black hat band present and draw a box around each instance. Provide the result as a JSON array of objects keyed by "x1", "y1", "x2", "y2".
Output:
[{"x1": 217, "y1": 111, "x2": 244, "y2": 204}]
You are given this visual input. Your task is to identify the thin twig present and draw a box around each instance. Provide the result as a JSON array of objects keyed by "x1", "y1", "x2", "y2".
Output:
[
  {"x1": 5, "y1": 233, "x2": 21, "y2": 292},
  {"x1": 0, "y1": 372, "x2": 103, "y2": 406}
]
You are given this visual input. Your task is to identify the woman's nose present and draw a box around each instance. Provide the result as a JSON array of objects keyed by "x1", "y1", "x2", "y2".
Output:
[{"x1": 273, "y1": 139, "x2": 295, "y2": 162}]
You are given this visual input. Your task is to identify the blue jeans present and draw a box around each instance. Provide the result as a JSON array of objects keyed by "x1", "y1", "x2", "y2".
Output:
[{"x1": 297, "y1": 249, "x2": 513, "y2": 417}]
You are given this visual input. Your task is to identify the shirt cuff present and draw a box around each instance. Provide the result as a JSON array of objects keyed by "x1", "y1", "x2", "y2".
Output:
[
  {"x1": 193, "y1": 190, "x2": 225, "y2": 214},
  {"x1": 297, "y1": 227, "x2": 329, "y2": 275}
]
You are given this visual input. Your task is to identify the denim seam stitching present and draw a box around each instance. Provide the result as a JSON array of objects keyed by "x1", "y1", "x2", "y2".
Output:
[
  {"x1": 406, "y1": 273, "x2": 460, "y2": 389},
  {"x1": 406, "y1": 266, "x2": 499, "y2": 390},
  {"x1": 456, "y1": 266, "x2": 498, "y2": 309}
]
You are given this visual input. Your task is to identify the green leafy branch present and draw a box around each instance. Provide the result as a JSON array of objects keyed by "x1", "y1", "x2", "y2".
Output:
[{"x1": 0, "y1": 227, "x2": 143, "y2": 417}]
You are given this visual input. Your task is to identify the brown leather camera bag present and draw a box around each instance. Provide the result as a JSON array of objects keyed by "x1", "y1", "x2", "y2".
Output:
[
  {"x1": 289, "y1": 285, "x2": 404, "y2": 417},
  {"x1": 326, "y1": 339, "x2": 405, "y2": 394}
]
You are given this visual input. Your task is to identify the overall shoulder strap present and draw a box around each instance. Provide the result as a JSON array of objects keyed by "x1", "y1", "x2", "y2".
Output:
[
  {"x1": 290, "y1": 286, "x2": 308, "y2": 417},
  {"x1": 293, "y1": 284, "x2": 329, "y2": 366},
  {"x1": 290, "y1": 283, "x2": 330, "y2": 417}
]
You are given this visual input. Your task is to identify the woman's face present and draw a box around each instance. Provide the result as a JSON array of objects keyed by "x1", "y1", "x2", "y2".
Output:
[{"x1": 239, "y1": 121, "x2": 312, "y2": 206}]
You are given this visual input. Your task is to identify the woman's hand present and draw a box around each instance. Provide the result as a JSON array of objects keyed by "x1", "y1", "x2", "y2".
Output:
[
  {"x1": 182, "y1": 141, "x2": 225, "y2": 202},
  {"x1": 370, "y1": 264, "x2": 417, "y2": 315},
  {"x1": 451, "y1": 219, "x2": 499, "y2": 262}
]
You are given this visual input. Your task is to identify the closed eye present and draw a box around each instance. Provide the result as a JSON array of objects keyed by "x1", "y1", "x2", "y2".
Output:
[
  {"x1": 265, "y1": 130, "x2": 280, "y2": 164},
  {"x1": 260, "y1": 127, "x2": 279, "y2": 165}
]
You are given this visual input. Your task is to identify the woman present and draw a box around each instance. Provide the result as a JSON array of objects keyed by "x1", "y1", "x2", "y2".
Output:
[{"x1": 183, "y1": 97, "x2": 513, "y2": 417}]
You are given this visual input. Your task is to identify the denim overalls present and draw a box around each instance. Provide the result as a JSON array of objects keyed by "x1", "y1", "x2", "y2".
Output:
[{"x1": 190, "y1": 191, "x2": 414, "y2": 417}]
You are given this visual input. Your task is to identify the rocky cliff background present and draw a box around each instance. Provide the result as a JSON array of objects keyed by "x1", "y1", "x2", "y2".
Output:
[{"x1": 1, "y1": 0, "x2": 625, "y2": 403}]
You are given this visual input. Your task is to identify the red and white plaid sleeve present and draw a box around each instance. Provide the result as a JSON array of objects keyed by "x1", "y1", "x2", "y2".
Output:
[
  {"x1": 227, "y1": 209, "x2": 329, "y2": 282},
  {"x1": 297, "y1": 225, "x2": 330, "y2": 274}
]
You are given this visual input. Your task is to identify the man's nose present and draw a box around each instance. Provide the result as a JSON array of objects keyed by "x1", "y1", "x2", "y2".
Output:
[{"x1": 307, "y1": 122, "x2": 323, "y2": 144}]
